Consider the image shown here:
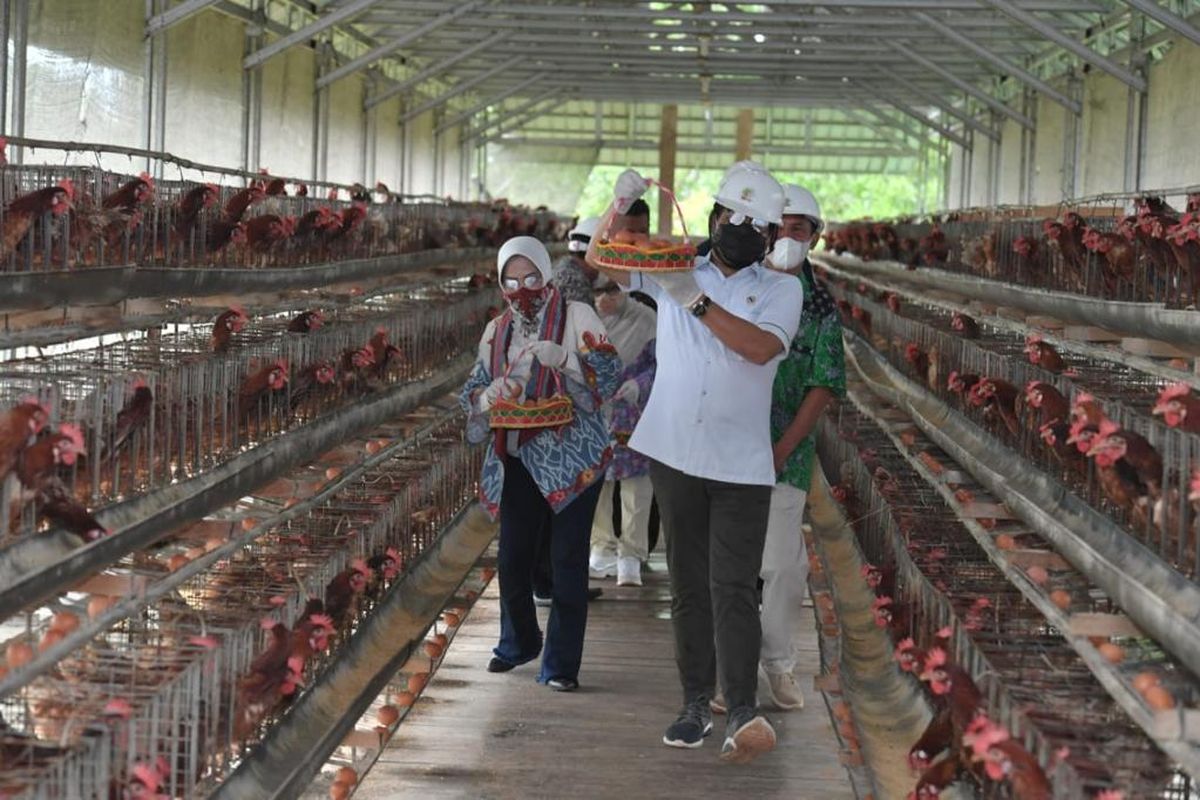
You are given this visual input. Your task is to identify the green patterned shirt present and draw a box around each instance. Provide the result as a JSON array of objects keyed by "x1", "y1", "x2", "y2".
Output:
[{"x1": 769, "y1": 264, "x2": 846, "y2": 490}]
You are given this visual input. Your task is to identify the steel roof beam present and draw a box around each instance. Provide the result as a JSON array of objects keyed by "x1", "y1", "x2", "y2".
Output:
[
  {"x1": 874, "y1": 68, "x2": 1001, "y2": 141},
  {"x1": 913, "y1": 11, "x2": 1081, "y2": 114},
  {"x1": 485, "y1": 99, "x2": 569, "y2": 143},
  {"x1": 464, "y1": 87, "x2": 567, "y2": 140},
  {"x1": 398, "y1": 55, "x2": 524, "y2": 124},
  {"x1": 145, "y1": 0, "x2": 222, "y2": 36},
  {"x1": 847, "y1": 81, "x2": 971, "y2": 149},
  {"x1": 434, "y1": 73, "x2": 550, "y2": 134},
  {"x1": 979, "y1": 0, "x2": 1148, "y2": 91},
  {"x1": 1120, "y1": 0, "x2": 1200, "y2": 47},
  {"x1": 244, "y1": 0, "x2": 385, "y2": 70},
  {"x1": 888, "y1": 40, "x2": 1036, "y2": 128},
  {"x1": 315, "y1": 0, "x2": 485, "y2": 89},
  {"x1": 489, "y1": 136, "x2": 917, "y2": 159},
  {"x1": 390, "y1": 26, "x2": 1040, "y2": 49},
  {"x1": 840, "y1": 108, "x2": 924, "y2": 151},
  {"x1": 359, "y1": 10, "x2": 1060, "y2": 33},
  {"x1": 363, "y1": 31, "x2": 510, "y2": 111}
]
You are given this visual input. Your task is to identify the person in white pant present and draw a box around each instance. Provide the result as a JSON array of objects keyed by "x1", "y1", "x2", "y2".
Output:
[
  {"x1": 589, "y1": 275, "x2": 657, "y2": 586},
  {"x1": 715, "y1": 183, "x2": 845, "y2": 713}
]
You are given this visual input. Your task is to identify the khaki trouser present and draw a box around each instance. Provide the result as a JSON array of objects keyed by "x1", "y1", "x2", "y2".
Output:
[
  {"x1": 589, "y1": 475, "x2": 653, "y2": 562},
  {"x1": 760, "y1": 483, "x2": 810, "y2": 675}
]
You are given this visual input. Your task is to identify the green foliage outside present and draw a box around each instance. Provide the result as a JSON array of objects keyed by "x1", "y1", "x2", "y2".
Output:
[{"x1": 573, "y1": 164, "x2": 942, "y2": 234}]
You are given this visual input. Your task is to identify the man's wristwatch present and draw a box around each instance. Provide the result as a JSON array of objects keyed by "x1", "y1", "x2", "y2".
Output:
[{"x1": 689, "y1": 294, "x2": 712, "y2": 318}]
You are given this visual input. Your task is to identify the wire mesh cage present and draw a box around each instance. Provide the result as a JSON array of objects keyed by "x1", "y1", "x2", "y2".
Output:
[
  {"x1": 0, "y1": 280, "x2": 495, "y2": 542},
  {"x1": 0, "y1": 160, "x2": 570, "y2": 275},
  {"x1": 817, "y1": 407, "x2": 1191, "y2": 799},
  {"x1": 823, "y1": 189, "x2": 1200, "y2": 309},
  {"x1": 0, "y1": 402, "x2": 481, "y2": 798},
  {"x1": 826, "y1": 281, "x2": 1200, "y2": 581}
]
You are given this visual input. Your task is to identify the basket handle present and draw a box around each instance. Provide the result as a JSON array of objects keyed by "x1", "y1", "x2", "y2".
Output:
[{"x1": 647, "y1": 178, "x2": 690, "y2": 241}]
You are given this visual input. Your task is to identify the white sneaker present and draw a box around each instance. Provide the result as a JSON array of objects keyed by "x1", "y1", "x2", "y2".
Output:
[
  {"x1": 616, "y1": 556, "x2": 642, "y2": 586},
  {"x1": 760, "y1": 667, "x2": 804, "y2": 711},
  {"x1": 589, "y1": 552, "x2": 617, "y2": 579}
]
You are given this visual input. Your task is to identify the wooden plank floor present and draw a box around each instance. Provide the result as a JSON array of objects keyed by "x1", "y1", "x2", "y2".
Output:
[{"x1": 355, "y1": 555, "x2": 854, "y2": 800}]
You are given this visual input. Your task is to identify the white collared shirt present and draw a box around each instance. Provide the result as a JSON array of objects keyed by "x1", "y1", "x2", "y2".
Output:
[{"x1": 625, "y1": 256, "x2": 803, "y2": 485}]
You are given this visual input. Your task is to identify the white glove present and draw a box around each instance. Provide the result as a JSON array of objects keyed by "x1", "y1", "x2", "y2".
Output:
[
  {"x1": 613, "y1": 169, "x2": 649, "y2": 214},
  {"x1": 650, "y1": 270, "x2": 704, "y2": 309},
  {"x1": 527, "y1": 340, "x2": 568, "y2": 369},
  {"x1": 478, "y1": 377, "x2": 522, "y2": 412},
  {"x1": 614, "y1": 379, "x2": 639, "y2": 405}
]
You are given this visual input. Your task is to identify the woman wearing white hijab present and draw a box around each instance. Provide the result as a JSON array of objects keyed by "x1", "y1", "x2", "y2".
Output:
[
  {"x1": 589, "y1": 276, "x2": 657, "y2": 586},
  {"x1": 460, "y1": 236, "x2": 623, "y2": 691}
]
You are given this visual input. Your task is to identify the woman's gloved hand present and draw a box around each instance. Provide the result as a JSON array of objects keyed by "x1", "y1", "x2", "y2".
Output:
[
  {"x1": 614, "y1": 378, "x2": 640, "y2": 406},
  {"x1": 477, "y1": 377, "x2": 523, "y2": 411},
  {"x1": 527, "y1": 340, "x2": 569, "y2": 369}
]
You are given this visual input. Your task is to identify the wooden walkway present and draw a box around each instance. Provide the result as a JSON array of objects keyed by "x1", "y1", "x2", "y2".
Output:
[{"x1": 355, "y1": 555, "x2": 855, "y2": 800}]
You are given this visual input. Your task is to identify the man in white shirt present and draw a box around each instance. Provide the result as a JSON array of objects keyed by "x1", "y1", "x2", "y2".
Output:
[{"x1": 588, "y1": 163, "x2": 803, "y2": 764}]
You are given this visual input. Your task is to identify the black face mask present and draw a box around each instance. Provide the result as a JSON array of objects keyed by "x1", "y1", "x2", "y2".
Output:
[{"x1": 712, "y1": 222, "x2": 767, "y2": 271}]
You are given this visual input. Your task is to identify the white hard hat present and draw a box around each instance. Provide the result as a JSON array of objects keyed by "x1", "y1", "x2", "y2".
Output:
[
  {"x1": 781, "y1": 184, "x2": 823, "y2": 232},
  {"x1": 567, "y1": 215, "x2": 601, "y2": 253},
  {"x1": 497, "y1": 236, "x2": 552, "y2": 284},
  {"x1": 713, "y1": 161, "x2": 785, "y2": 226}
]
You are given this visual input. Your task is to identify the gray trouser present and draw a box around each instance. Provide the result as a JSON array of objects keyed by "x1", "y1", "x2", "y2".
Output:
[{"x1": 650, "y1": 460, "x2": 773, "y2": 712}]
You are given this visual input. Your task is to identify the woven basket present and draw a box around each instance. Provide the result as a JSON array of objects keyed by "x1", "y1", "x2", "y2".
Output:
[
  {"x1": 593, "y1": 180, "x2": 696, "y2": 273},
  {"x1": 489, "y1": 364, "x2": 575, "y2": 430},
  {"x1": 593, "y1": 240, "x2": 697, "y2": 272}
]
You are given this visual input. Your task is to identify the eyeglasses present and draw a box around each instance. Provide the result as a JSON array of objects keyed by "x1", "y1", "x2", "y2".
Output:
[{"x1": 501, "y1": 273, "x2": 544, "y2": 291}]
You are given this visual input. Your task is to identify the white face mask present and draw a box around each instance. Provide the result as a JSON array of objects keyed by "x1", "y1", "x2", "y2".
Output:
[{"x1": 766, "y1": 237, "x2": 809, "y2": 271}]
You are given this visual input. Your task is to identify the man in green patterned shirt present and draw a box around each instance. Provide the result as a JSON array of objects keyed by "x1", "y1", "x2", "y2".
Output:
[{"x1": 757, "y1": 184, "x2": 845, "y2": 710}]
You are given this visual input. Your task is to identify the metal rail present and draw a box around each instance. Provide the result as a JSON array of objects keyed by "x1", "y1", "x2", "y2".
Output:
[
  {"x1": 805, "y1": 468, "x2": 933, "y2": 799},
  {"x1": 817, "y1": 256, "x2": 1200, "y2": 387},
  {"x1": 815, "y1": 253, "x2": 1200, "y2": 347},
  {"x1": 0, "y1": 249, "x2": 494, "y2": 313}
]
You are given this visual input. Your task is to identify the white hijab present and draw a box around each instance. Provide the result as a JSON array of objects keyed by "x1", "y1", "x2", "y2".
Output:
[{"x1": 600, "y1": 293, "x2": 656, "y2": 365}]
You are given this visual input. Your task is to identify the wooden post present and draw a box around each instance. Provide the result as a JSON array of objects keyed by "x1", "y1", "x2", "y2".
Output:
[
  {"x1": 735, "y1": 108, "x2": 754, "y2": 161},
  {"x1": 658, "y1": 103, "x2": 678, "y2": 236}
]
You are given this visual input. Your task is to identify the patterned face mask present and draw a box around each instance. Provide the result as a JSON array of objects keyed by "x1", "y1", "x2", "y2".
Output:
[{"x1": 505, "y1": 285, "x2": 549, "y2": 323}]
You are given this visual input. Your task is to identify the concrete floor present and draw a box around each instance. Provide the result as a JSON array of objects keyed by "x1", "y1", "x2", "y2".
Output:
[{"x1": 353, "y1": 555, "x2": 854, "y2": 800}]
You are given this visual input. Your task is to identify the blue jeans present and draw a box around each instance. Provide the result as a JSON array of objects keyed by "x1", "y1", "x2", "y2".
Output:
[{"x1": 495, "y1": 457, "x2": 602, "y2": 683}]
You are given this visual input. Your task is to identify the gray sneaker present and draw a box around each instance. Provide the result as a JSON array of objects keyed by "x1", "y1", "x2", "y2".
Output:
[
  {"x1": 663, "y1": 697, "x2": 714, "y2": 749},
  {"x1": 719, "y1": 706, "x2": 776, "y2": 764}
]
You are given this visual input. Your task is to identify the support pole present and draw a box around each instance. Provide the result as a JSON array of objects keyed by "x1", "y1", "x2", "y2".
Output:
[
  {"x1": 734, "y1": 108, "x2": 754, "y2": 161},
  {"x1": 658, "y1": 104, "x2": 678, "y2": 237},
  {"x1": 0, "y1": 0, "x2": 10, "y2": 138}
]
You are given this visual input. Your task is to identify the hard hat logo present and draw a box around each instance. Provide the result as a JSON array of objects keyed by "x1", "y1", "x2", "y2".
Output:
[{"x1": 740, "y1": 187, "x2": 754, "y2": 201}]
